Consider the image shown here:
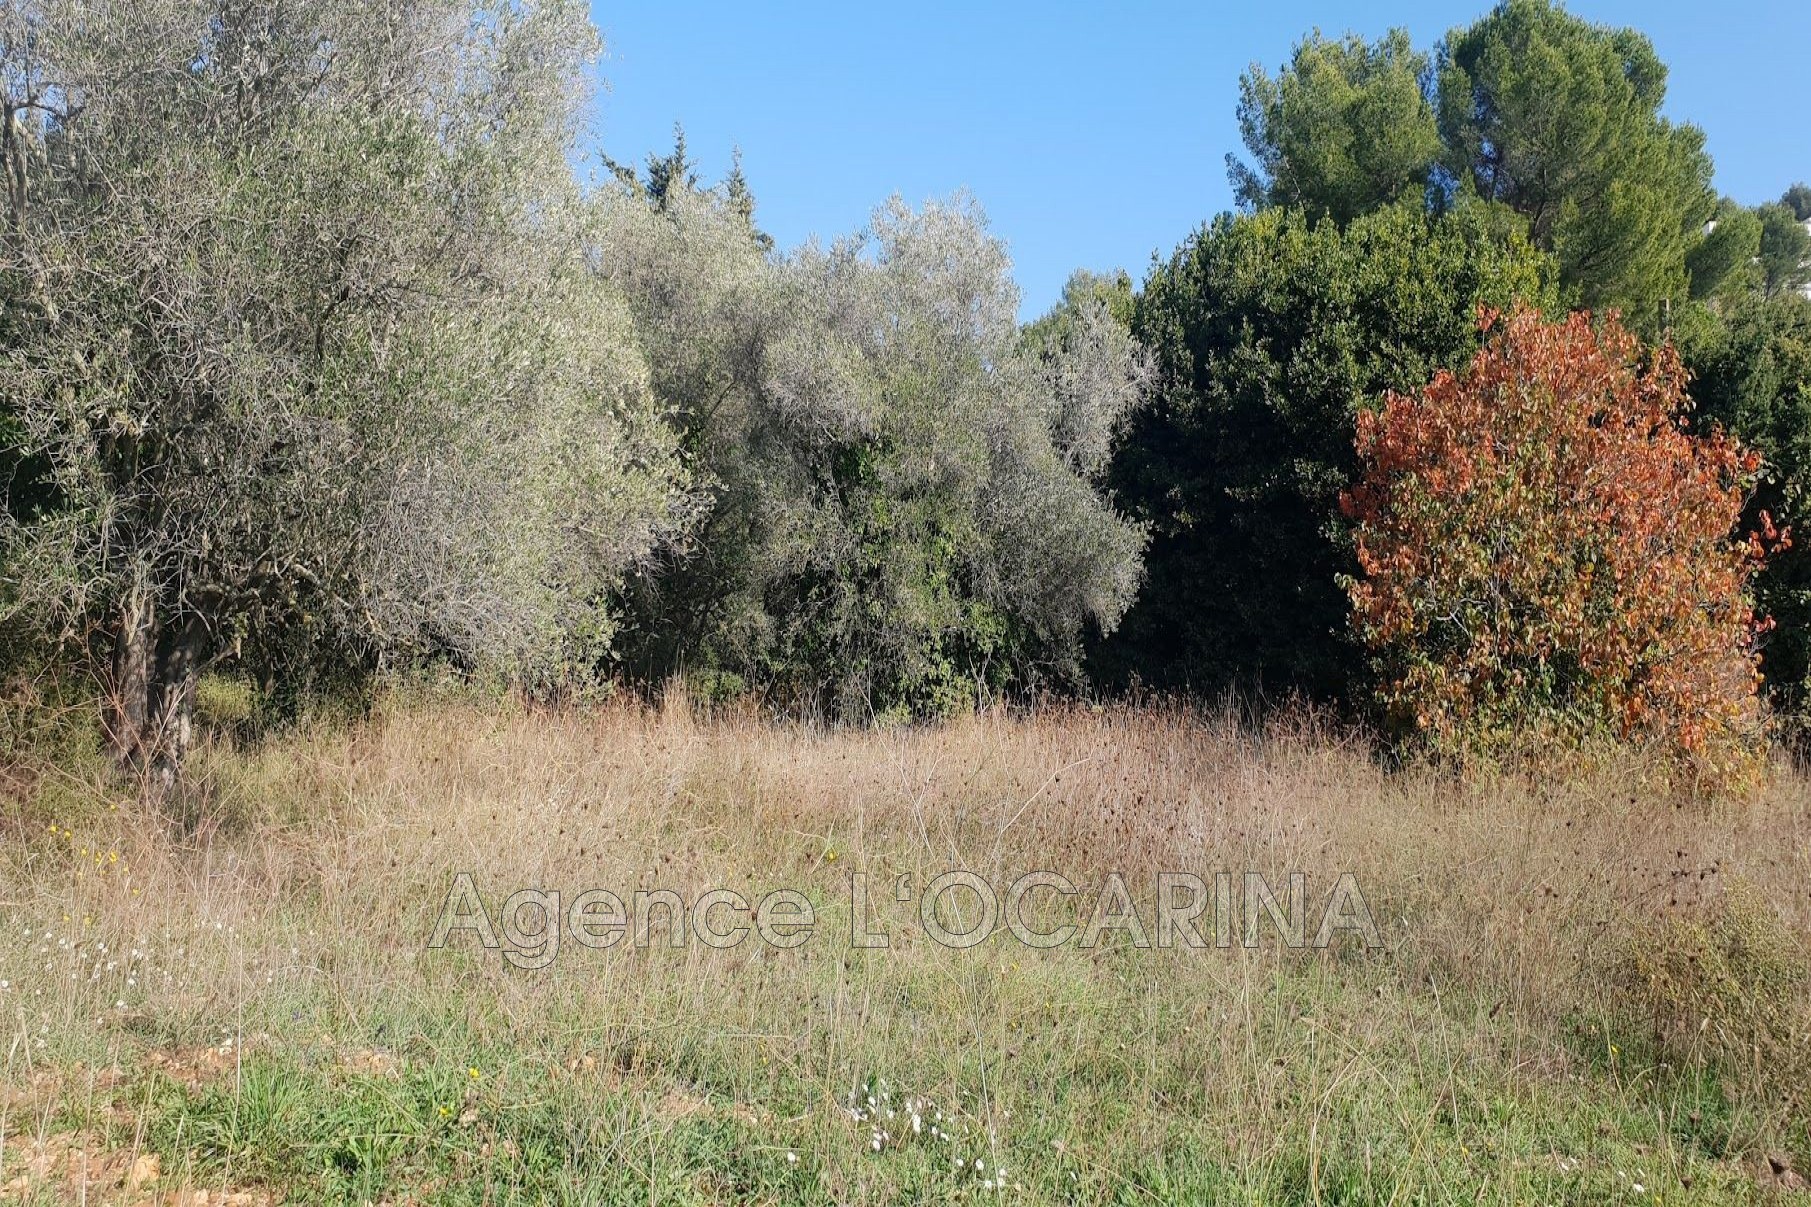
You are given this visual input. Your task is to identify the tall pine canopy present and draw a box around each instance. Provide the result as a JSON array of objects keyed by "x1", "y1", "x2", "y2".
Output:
[{"x1": 1436, "y1": 0, "x2": 1714, "y2": 327}]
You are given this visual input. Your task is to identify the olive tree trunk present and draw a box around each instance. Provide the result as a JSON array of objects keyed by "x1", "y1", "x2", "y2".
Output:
[{"x1": 104, "y1": 588, "x2": 205, "y2": 793}]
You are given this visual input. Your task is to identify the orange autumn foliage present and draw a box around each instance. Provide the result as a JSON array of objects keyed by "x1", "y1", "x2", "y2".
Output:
[{"x1": 1343, "y1": 307, "x2": 1782, "y2": 794}]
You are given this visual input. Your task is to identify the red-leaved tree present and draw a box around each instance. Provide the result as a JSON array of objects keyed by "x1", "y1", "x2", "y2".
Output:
[{"x1": 1343, "y1": 307, "x2": 1781, "y2": 793}]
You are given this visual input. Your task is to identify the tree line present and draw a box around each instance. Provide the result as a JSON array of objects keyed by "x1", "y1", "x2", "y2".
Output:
[
  {"x1": 0, "y1": 0, "x2": 1807, "y2": 791},
  {"x1": 1099, "y1": 0, "x2": 1811, "y2": 785}
]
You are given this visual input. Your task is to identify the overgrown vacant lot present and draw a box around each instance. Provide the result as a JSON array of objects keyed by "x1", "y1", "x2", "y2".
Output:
[{"x1": 4, "y1": 695, "x2": 1810, "y2": 1204}]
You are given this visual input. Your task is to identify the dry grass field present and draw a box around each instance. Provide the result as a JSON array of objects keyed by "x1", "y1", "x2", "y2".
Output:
[{"x1": 3, "y1": 688, "x2": 1810, "y2": 1203}]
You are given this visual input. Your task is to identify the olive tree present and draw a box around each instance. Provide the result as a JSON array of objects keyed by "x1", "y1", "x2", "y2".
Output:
[
  {"x1": 595, "y1": 186, "x2": 1148, "y2": 719},
  {"x1": 0, "y1": 0, "x2": 692, "y2": 783}
]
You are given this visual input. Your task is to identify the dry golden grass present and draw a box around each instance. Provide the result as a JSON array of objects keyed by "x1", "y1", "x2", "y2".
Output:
[{"x1": 2, "y1": 689, "x2": 1809, "y2": 1203}]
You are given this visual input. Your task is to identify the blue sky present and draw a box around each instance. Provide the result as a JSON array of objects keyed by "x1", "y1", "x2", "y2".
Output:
[{"x1": 587, "y1": 1, "x2": 1810, "y2": 320}]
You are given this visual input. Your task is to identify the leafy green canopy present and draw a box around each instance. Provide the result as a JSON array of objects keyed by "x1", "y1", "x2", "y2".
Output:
[
  {"x1": 1687, "y1": 201, "x2": 1764, "y2": 304},
  {"x1": 1684, "y1": 295, "x2": 1811, "y2": 734},
  {"x1": 1784, "y1": 185, "x2": 1811, "y2": 224},
  {"x1": 1230, "y1": 29, "x2": 1441, "y2": 227},
  {"x1": 1097, "y1": 203, "x2": 1556, "y2": 697},
  {"x1": 596, "y1": 182, "x2": 1150, "y2": 721},
  {"x1": 0, "y1": 0, "x2": 694, "y2": 759},
  {"x1": 1437, "y1": 0, "x2": 1714, "y2": 328},
  {"x1": 1757, "y1": 204, "x2": 1811, "y2": 300},
  {"x1": 1230, "y1": 0, "x2": 1714, "y2": 331}
]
